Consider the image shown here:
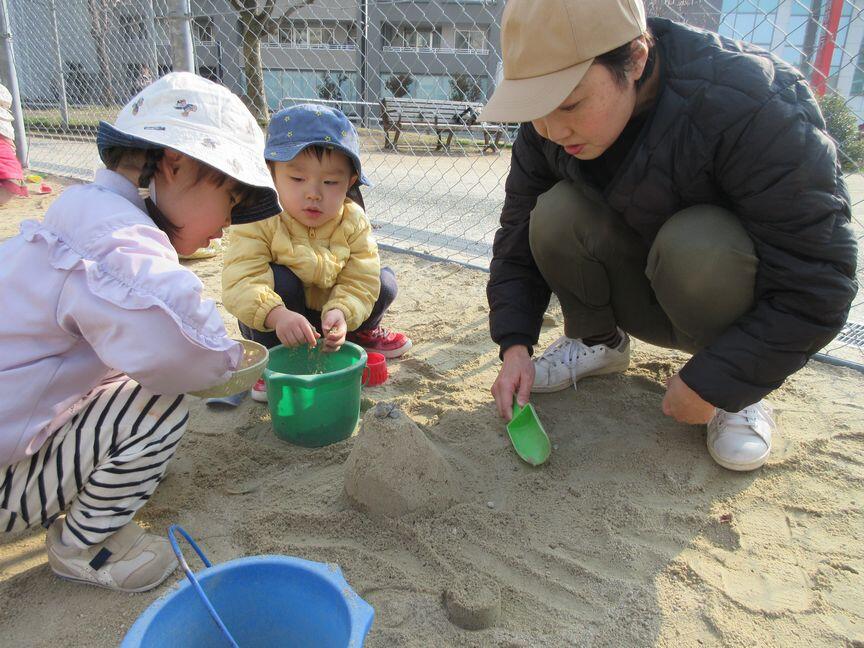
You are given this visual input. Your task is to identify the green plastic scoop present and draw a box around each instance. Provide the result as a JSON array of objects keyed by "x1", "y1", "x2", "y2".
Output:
[{"x1": 506, "y1": 402, "x2": 552, "y2": 466}]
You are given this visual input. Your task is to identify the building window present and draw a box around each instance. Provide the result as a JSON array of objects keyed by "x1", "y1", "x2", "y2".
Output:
[
  {"x1": 381, "y1": 23, "x2": 395, "y2": 47},
  {"x1": 193, "y1": 17, "x2": 215, "y2": 44},
  {"x1": 267, "y1": 22, "x2": 292, "y2": 45},
  {"x1": 265, "y1": 22, "x2": 355, "y2": 49},
  {"x1": 827, "y1": 3, "x2": 856, "y2": 79},
  {"x1": 454, "y1": 28, "x2": 485, "y2": 52},
  {"x1": 381, "y1": 72, "x2": 489, "y2": 102},
  {"x1": 717, "y1": 0, "x2": 779, "y2": 50},
  {"x1": 382, "y1": 72, "x2": 415, "y2": 98},
  {"x1": 448, "y1": 73, "x2": 488, "y2": 102},
  {"x1": 307, "y1": 25, "x2": 338, "y2": 46},
  {"x1": 412, "y1": 28, "x2": 438, "y2": 49},
  {"x1": 851, "y1": 41, "x2": 864, "y2": 95},
  {"x1": 119, "y1": 15, "x2": 147, "y2": 43},
  {"x1": 382, "y1": 23, "x2": 441, "y2": 50},
  {"x1": 781, "y1": 0, "x2": 817, "y2": 69},
  {"x1": 263, "y1": 69, "x2": 360, "y2": 113}
]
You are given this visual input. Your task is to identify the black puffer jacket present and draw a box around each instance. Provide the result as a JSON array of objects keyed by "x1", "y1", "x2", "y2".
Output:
[{"x1": 487, "y1": 18, "x2": 859, "y2": 411}]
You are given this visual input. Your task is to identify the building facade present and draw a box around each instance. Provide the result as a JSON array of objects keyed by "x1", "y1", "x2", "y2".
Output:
[
  {"x1": 248, "y1": 0, "x2": 503, "y2": 116},
  {"x1": 5, "y1": 0, "x2": 864, "y2": 121},
  {"x1": 706, "y1": 0, "x2": 864, "y2": 118}
]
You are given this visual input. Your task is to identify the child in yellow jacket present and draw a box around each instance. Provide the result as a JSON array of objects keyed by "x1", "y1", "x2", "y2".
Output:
[{"x1": 223, "y1": 104, "x2": 411, "y2": 401}]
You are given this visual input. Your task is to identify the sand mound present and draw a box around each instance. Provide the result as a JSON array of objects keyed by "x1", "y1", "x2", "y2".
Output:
[
  {"x1": 344, "y1": 402, "x2": 460, "y2": 517},
  {"x1": 444, "y1": 571, "x2": 502, "y2": 630}
]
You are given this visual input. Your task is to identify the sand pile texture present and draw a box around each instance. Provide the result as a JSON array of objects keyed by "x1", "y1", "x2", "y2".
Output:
[{"x1": 345, "y1": 402, "x2": 461, "y2": 517}]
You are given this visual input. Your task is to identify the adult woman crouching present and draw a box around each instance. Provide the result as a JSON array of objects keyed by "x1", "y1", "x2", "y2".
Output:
[{"x1": 483, "y1": 0, "x2": 858, "y2": 471}]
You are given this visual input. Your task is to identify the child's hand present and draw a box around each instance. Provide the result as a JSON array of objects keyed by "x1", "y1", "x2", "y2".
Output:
[
  {"x1": 267, "y1": 306, "x2": 320, "y2": 348},
  {"x1": 321, "y1": 309, "x2": 347, "y2": 352}
]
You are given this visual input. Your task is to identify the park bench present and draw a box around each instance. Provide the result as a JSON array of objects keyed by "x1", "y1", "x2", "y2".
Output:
[{"x1": 380, "y1": 97, "x2": 507, "y2": 153}]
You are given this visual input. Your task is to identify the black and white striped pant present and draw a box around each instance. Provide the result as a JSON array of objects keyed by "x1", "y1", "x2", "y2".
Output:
[{"x1": 0, "y1": 376, "x2": 188, "y2": 548}]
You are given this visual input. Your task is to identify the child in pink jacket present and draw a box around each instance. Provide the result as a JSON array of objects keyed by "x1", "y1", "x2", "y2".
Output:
[{"x1": 0, "y1": 73, "x2": 280, "y2": 592}]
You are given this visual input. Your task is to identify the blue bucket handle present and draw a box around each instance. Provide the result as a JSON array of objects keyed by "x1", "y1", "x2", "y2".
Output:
[{"x1": 168, "y1": 525, "x2": 241, "y2": 648}]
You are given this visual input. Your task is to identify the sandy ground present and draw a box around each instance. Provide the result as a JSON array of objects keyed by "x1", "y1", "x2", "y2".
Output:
[{"x1": 0, "y1": 178, "x2": 863, "y2": 647}]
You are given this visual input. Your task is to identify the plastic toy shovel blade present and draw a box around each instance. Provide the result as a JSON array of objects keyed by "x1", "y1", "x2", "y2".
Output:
[{"x1": 506, "y1": 403, "x2": 552, "y2": 466}]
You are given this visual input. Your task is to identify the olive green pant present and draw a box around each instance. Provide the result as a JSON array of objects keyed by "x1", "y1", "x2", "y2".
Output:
[{"x1": 529, "y1": 180, "x2": 758, "y2": 353}]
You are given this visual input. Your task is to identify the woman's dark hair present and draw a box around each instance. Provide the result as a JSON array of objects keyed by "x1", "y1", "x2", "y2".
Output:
[
  {"x1": 595, "y1": 32, "x2": 656, "y2": 90},
  {"x1": 101, "y1": 146, "x2": 254, "y2": 235}
]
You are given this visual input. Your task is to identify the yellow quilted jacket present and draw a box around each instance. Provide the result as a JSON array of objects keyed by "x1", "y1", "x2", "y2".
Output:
[{"x1": 222, "y1": 200, "x2": 380, "y2": 332}]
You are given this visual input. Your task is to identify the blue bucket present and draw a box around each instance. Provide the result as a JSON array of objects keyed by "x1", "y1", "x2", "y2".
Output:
[{"x1": 121, "y1": 526, "x2": 374, "y2": 648}]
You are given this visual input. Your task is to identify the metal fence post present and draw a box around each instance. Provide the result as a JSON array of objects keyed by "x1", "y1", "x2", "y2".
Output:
[
  {"x1": 48, "y1": 0, "x2": 69, "y2": 130},
  {"x1": 0, "y1": 0, "x2": 27, "y2": 167},
  {"x1": 147, "y1": 0, "x2": 161, "y2": 76},
  {"x1": 359, "y1": 0, "x2": 369, "y2": 127},
  {"x1": 168, "y1": 0, "x2": 195, "y2": 73}
]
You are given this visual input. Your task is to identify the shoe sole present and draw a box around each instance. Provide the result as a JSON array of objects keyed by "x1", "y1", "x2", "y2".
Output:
[
  {"x1": 707, "y1": 445, "x2": 770, "y2": 472},
  {"x1": 530, "y1": 360, "x2": 630, "y2": 394},
  {"x1": 49, "y1": 560, "x2": 177, "y2": 593},
  {"x1": 373, "y1": 339, "x2": 413, "y2": 359},
  {"x1": 250, "y1": 390, "x2": 268, "y2": 403}
]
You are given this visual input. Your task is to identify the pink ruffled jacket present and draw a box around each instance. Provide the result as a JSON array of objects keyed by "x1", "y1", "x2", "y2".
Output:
[{"x1": 0, "y1": 170, "x2": 241, "y2": 467}]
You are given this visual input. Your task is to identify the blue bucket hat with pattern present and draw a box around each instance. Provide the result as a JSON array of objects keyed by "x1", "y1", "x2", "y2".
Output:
[{"x1": 264, "y1": 104, "x2": 370, "y2": 186}]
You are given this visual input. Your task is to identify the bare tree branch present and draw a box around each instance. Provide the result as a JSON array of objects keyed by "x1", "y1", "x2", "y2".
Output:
[
  {"x1": 282, "y1": 0, "x2": 315, "y2": 20},
  {"x1": 254, "y1": 0, "x2": 277, "y2": 34},
  {"x1": 233, "y1": 0, "x2": 318, "y2": 121},
  {"x1": 259, "y1": 16, "x2": 280, "y2": 36}
]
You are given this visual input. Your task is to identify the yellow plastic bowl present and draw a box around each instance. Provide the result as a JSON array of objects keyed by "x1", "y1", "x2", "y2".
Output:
[{"x1": 188, "y1": 339, "x2": 269, "y2": 398}]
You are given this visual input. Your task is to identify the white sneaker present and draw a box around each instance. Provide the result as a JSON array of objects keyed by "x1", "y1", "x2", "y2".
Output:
[
  {"x1": 707, "y1": 400, "x2": 774, "y2": 471},
  {"x1": 531, "y1": 332, "x2": 631, "y2": 393},
  {"x1": 45, "y1": 516, "x2": 177, "y2": 592}
]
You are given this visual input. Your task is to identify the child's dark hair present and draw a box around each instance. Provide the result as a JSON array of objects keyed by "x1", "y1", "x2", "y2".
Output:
[
  {"x1": 595, "y1": 32, "x2": 656, "y2": 90},
  {"x1": 296, "y1": 144, "x2": 359, "y2": 174},
  {"x1": 101, "y1": 146, "x2": 254, "y2": 235}
]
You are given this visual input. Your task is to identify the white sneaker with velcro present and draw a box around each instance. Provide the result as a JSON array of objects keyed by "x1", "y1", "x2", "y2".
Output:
[
  {"x1": 531, "y1": 331, "x2": 631, "y2": 393},
  {"x1": 707, "y1": 400, "x2": 775, "y2": 471},
  {"x1": 46, "y1": 516, "x2": 178, "y2": 592}
]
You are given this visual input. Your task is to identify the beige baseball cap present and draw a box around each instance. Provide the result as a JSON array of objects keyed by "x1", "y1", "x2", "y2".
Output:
[{"x1": 480, "y1": 0, "x2": 647, "y2": 123}]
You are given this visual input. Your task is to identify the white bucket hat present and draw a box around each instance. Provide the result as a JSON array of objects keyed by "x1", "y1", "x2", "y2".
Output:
[{"x1": 97, "y1": 72, "x2": 281, "y2": 224}]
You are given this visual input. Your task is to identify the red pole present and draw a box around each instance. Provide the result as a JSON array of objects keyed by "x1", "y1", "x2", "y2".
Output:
[{"x1": 811, "y1": 0, "x2": 846, "y2": 96}]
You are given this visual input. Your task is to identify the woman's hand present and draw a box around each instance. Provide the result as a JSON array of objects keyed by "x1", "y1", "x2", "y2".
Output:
[
  {"x1": 321, "y1": 309, "x2": 347, "y2": 352},
  {"x1": 491, "y1": 345, "x2": 535, "y2": 421},
  {"x1": 662, "y1": 373, "x2": 715, "y2": 424},
  {"x1": 266, "y1": 306, "x2": 320, "y2": 348}
]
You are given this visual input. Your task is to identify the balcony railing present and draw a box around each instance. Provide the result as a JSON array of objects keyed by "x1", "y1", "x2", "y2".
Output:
[
  {"x1": 262, "y1": 42, "x2": 357, "y2": 51},
  {"x1": 382, "y1": 46, "x2": 489, "y2": 55}
]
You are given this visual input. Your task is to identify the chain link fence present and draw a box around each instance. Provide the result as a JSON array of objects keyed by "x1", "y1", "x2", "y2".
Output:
[{"x1": 1, "y1": 0, "x2": 862, "y2": 367}]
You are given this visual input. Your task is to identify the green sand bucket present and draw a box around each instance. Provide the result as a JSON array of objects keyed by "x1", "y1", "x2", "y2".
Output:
[{"x1": 264, "y1": 342, "x2": 367, "y2": 447}]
